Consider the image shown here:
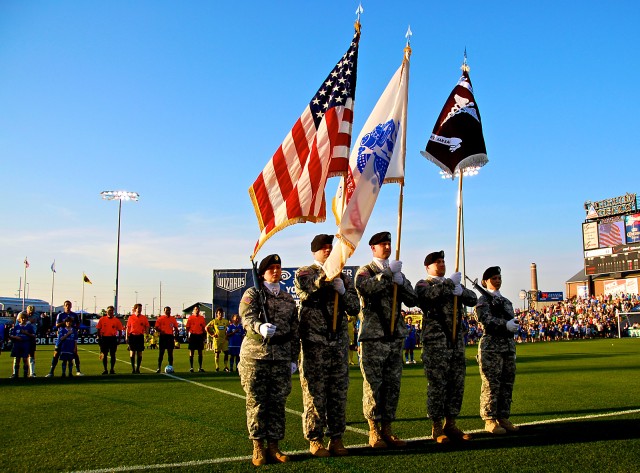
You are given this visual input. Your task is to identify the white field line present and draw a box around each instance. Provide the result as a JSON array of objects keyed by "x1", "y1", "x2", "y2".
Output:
[
  {"x1": 78, "y1": 347, "x2": 369, "y2": 436},
  {"x1": 71, "y1": 348, "x2": 640, "y2": 472}
]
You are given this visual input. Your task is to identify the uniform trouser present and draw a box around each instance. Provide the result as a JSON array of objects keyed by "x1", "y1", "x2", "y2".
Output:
[
  {"x1": 239, "y1": 358, "x2": 292, "y2": 440},
  {"x1": 422, "y1": 340, "x2": 466, "y2": 420},
  {"x1": 478, "y1": 343, "x2": 516, "y2": 420},
  {"x1": 299, "y1": 338, "x2": 349, "y2": 440},
  {"x1": 360, "y1": 338, "x2": 404, "y2": 422}
]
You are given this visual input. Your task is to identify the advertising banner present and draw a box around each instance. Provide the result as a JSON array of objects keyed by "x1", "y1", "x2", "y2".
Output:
[
  {"x1": 625, "y1": 213, "x2": 640, "y2": 244},
  {"x1": 213, "y1": 266, "x2": 358, "y2": 317}
]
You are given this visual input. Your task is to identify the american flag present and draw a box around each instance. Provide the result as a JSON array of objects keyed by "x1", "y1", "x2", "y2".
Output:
[
  {"x1": 249, "y1": 27, "x2": 360, "y2": 258},
  {"x1": 599, "y1": 220, "x2": 625, "y2": 248}
]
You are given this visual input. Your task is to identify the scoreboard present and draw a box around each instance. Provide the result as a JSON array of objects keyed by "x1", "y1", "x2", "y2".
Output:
[{"x1": 583, "y1": 193, "x2": 640, "y2": 276}]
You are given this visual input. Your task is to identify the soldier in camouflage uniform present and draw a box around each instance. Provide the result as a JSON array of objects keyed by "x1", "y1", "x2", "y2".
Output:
[
  {"x1": 415, "y1": 250, "x2": 477, "y2": 444},
  {"x1": 476, "y1": 266, "x2": 520, "y2": 435},
  {"x1": 355, "y1": 231, "x2": 417, "y2": 449},
  {"x1": 238, "y1": 254, "x2": 300, "y2": 466},
  {"x1": 295, "y1": 234, "x2": 361, "y2": 457}
]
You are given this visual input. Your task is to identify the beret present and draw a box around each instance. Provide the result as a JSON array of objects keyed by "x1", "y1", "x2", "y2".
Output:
[
  {"x1": 424, "y1": 250, "x2": 445, "y2": 267},
  {"x1": 311, "y1": 234, "x2": 334, "y2": 252},
  {"x1": 482, "y1": 266, "x2": 501, "y2": 281},
  {"x1": 258, "y1": 254, "x2": 281, "y2": 275},
  {"x1": 368, "y1": 231, "x2": 391, "y2": 246}
]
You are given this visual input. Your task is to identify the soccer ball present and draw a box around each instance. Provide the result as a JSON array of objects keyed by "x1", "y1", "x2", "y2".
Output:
[{"x1": 164, "y1": 365, "x2": 174, "y2": 374}]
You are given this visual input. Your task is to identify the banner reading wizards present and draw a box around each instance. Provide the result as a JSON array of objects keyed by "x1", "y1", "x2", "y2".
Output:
[{"x1": 212, "y1": 266, "x2": 358, "y2": 317}]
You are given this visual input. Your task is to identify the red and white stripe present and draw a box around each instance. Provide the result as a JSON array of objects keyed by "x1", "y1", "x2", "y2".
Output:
[{"x1": 250, "y1": 99, "x2": 354, "y2": 258}]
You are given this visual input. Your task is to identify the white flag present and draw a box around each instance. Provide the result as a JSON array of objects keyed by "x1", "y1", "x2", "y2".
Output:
[{"x1": 325, "y1": 52, "x2": 410, "y2": 280}]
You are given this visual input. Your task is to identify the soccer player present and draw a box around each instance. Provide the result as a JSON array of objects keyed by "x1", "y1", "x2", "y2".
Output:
[
  {"x1": 207, "y1": 307, "x2": 230, "y2": 372},
  {"x1": 9, "y1": 312, "x2": 34, "y2": 378},
  {"x1": 58, "y1": 317, "x2": 77, "y2": 377},
  {"x1": 126, "y1": 303, "x2": 150, "y2": 374},
  {"x1": 46, "y1": 300, "x2": 83, "y2": 377}
]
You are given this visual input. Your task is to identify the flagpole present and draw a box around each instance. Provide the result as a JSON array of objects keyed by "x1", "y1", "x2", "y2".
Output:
[
  {"x1": 82, "y1": 273, "x2": 85, "y2": 320},
  {"x1": 51, "y1": 261, "x2": 55, "y2": 317},
  {"x1": 390, "y1": 38, "x2": 412, "y2": 335},
  {"x1": 330, "y1": 11, "x2": 363, "y2": 333},
  {"x1": 451, "y1": 172, "x2": 464, "y2": 344},
  {"x1": 23, "y1": 258, "x2": 28, "y2": 311}
]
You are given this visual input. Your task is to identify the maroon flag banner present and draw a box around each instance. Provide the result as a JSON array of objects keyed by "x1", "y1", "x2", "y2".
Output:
[{"x1": 421, "y1": 61, "x2": 488, "y2": 176}]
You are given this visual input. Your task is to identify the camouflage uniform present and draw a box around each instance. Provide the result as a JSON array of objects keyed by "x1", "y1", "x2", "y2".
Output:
[
  {"x1": 238, "y1": 286, "x2": 300, "y2": 440},
  {"x1": 415, "y1": 276, "x2": 477, "y2": 420},
  {"x1": 476, "y1": 293, "x2": 517, "y2": 420},
  {"x1": 356, "y1": 262, "x2": 417, "y2": 421},
  {"x1": 295, "y1": 264, "x2": 360, "y2": 442}
]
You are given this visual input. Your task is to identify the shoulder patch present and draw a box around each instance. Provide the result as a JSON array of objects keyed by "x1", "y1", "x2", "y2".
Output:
[{"x1": 241, "y1": 295, "x2": 253, "y2": 304}]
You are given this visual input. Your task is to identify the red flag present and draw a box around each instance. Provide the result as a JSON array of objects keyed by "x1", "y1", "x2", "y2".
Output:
[{"x1": 249, "y1": 27, "x2": 360, "y2": 258}]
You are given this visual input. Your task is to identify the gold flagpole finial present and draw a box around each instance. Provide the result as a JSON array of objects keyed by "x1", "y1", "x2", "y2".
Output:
[{"x1": 404, "y1": 25, "x2": 412, "y2": 58}]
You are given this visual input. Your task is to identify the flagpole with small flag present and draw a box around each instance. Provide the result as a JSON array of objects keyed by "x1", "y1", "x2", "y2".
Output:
[
  {"x1": 50, "y1": 260, "x2": 56, "y2": 316},
  {"x1": 23, "y1": 257, "x2": 29, "y2": 311},
  {"x1": 82, "y1": 273, "x2": 92, "y2": 320},
  {"x1": 420, "y1": 51, "x2": 488, "y2": 344}
]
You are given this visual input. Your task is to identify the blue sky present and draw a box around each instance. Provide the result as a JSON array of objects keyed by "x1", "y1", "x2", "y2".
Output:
[{"x1": 1, "y1": 1, "x2": 638, "y2": 314}]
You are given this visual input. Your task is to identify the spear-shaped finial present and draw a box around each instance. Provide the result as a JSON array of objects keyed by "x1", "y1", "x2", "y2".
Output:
[
  {"x1": 404, "y1": 25, "x2": 412, "y2": 58},
  {"x1": 355, "y1": 2, "x2": 364, "y2": 32},
  {"x1": 461, "y1": 47, "x2": 470, "y2": 72}
]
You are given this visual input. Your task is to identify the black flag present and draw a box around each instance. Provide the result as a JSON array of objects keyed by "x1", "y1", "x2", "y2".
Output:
[{"x1": 421, "y1": 63, "x2": 488, "y2": 177}]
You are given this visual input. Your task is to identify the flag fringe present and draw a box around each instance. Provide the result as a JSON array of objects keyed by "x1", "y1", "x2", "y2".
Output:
[
  {"x1": 252, "y1": 214, "x2": 327, "y2": 259},
  {"x1": 248, "y1": 186, "x2": 266, "y2": 232},
  {"x1": 420, "y1": 151, "x2": 488, "y2": 179}
]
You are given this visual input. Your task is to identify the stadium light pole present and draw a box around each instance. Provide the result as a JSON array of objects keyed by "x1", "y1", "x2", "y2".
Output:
[{"x1": 101, "y1": 190, "x2": 139, "y2": 317}]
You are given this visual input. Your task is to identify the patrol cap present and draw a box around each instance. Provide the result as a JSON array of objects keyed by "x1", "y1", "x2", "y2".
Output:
[
  {"x1": 311, "y1": 234, "x2": 334, "y2": 252},
  {"x1": 424, "y1": 250, "x2": 445, "y2": 267},
  {"x1": 482, "y1": 266, "x2": 501, "y2": 281},
  {"x1": 368, "y1": 231, "x2": 391, "y2": 246},
  {"x1": 258, "y1": 254, "x2": 281, "y2": 275}
]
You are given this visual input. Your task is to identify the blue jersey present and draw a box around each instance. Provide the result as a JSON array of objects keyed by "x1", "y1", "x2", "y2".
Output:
[
  {"x1": 11, "y1": 322, "x2": 34, "y2": 343},
  {"x1": 226, "y1": 323, "x2": 245, "y2": 349},
  {"x1": 56, "y1": 311, "x2": 80, "y2": 328},
  {"x1": 58, "y1": 327, "x2": 77, "y2": 354}
]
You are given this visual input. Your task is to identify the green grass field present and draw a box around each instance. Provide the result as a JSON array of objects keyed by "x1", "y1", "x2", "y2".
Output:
[{"x1": 1, "y1": 339, "x2": 639, "y2": 472}]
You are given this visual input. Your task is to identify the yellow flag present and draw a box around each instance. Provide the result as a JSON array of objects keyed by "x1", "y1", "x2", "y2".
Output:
[{"x1": 83, "y1": 273, "x2": 92, "y2": 284}]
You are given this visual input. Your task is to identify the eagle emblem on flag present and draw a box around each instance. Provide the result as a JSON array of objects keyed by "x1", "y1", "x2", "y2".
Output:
[{"x1": 356, "y1": 119, "x2": 398, "y2": 186}]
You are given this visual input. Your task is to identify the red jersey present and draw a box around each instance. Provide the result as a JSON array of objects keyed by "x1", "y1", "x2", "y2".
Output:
[
  {"x1": 186, "y1": 314, "x2": 207, "y2": 335},
  {"x1": 126, "y1": 314, "x2": 150, "y2": 335},
  {"x1": 96, "y1": 316, "x2": 124, "y2": 337},
  {"x1": 155, "y1": 315, "x2": 179, "y2": 335}
]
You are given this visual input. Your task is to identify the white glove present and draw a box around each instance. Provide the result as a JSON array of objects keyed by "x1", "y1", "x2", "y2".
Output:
[
  {"x1": 389, "y1": 260, "x2": 402, "y2": 273},
  {"x1": 449, "y1": 272, "x2": 462, "y2": 285},
  {"x1": 291, "y1": 362, "x2": 298, "y2": 374},
  {"x1": 333, "y1": 278, "x2": 346, "y2": 295},
  {"x1": 392, "y1": 272, "x2": 404, "y2": 285},
  {"x1": 506, "y1": 319, "x2": 519, "y2": 333},
  {"x1": 259, "y1": 323, "x2": 276, "y2": 338},
  {"x1": 453, "y1": 284, "x2": 463, "y2": 296}
]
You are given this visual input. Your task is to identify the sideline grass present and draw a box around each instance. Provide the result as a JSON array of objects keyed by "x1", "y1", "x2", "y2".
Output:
[{"x1": 0, "y1": 339, "x2": 638, "y2": 472}]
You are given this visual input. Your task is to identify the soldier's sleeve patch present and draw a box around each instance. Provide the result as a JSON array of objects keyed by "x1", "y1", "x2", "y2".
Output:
[
  {"x1": 297, "y1": 269, "x2": 312, "y2": 277},
  {"x1": 241, "y1": 295, "x2": 253, "y2": 304},
  {"x1": 416, "y1": 280, "x2": 427, "y2": 287},
  {"x1": 357, "y1": 267, "x2": 372, "y2": 277}
]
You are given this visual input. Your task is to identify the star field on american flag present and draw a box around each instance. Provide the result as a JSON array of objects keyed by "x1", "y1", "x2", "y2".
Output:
[{"x1": 309, "y1": 33, "x2": 359, "y2": 128}]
